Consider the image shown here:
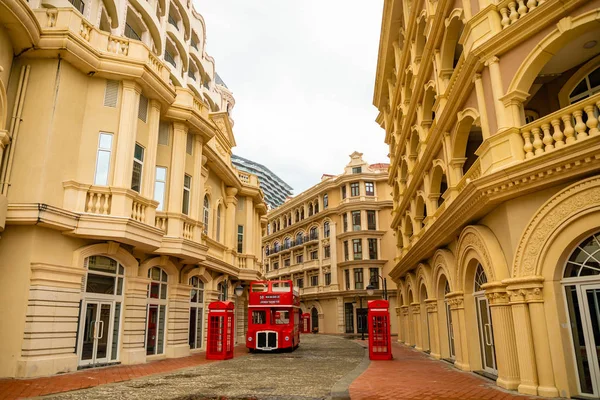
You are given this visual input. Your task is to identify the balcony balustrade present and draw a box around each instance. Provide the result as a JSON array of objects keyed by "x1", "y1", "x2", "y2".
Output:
[
  {"x1": 521, "y1": 93, "x2": 600, "y2": 159},
  {"x1": 498, "y1": 0, "x2": 546, "y2": 29}
]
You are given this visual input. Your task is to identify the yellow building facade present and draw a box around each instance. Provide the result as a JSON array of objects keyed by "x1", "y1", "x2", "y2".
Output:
[
  {"x1": 0, "y1": 0, "x2": 266, "y2": 378},
  {"x1": 375, "y1": 0, "x2": 600, "y2": 398},
  {"x1": 262, "y1": 153, "x2": 398, "y2": 336}
]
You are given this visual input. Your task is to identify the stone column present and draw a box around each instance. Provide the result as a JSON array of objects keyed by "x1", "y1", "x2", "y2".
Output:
[
  {"x1": 121, "y1": 275, "x2": 151, "y2": 365},
  {"x1": 401, "y1": 305, "x2": 410, "y2": 344},
  {"x1": 166, "y1": 122, "x2": 188, "y2": 237},
  {"x1": 0, "y1": 130, "x2": 10, "y2": 172},
  {"x1": 224, "y1": 188, "x2": 238, "y2": 265},
  {"x1": 473, "y1": 74, "x2": 491, "y2": 139},
  {"x1": 113, "y1": 81, "x2": 141, "y2": 188},
  {"x1": 395, "y1": 307, "x2": 403, "y2": 343},
  {"x1": 166, "y1": 283, "x2": 191, "y2": 358},
  {"x1": 411, "y1": 303, "x2": 422, "y2": 350},
  {"x1": 484, "y1": 282, "x2": 520, "y2": 390},
  {"x1": 506, "y1": 277, "x2": 558, "y2": 397},
  {"x1": 447, "y1": 291, "x2": 469, "y2": 370},
  {"x1": 142, "y1": 100, "x2": 161, "y2": 200},
  {"x1": 485, "y1": 56, "x2": 507, "y2": 131},
  {"x1": 190, "y1": 137, "x2": 204, "y2": 227},
  {"x1": 426, "y1": 299, "x2": 440, "y2": 359},
  {"x1": 244, "y1": 196, "x2": 254, "y2": 254}
]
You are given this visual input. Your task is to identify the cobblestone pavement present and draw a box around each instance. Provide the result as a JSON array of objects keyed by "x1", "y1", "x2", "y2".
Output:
[
  {"x1": 350, "y1": 341, "x2": 544, "y2": 400},
  {"x1": 44, "y1": 335, "x2": 364, "y2": 400}
]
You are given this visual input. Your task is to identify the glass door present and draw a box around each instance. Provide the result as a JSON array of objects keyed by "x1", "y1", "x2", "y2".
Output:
[
  {"x1": 445, "y1": 301, "x2": 455, "y2": 359},
  {"x1": 357, "y1": 308, "x2": 368, "y2": 334},
  {"x1": 79, "y1": 301, "x2": 112, "y2": 367},
  {"x1": 475, "y1": 294, "x2": 497, "y2": 374}
]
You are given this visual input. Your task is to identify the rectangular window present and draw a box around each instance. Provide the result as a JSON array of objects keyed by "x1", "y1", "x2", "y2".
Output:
[
  {"x1": 324, "y1": 223, "x2": 330, "y2": 237},
  {"x1": 368, "y1": 238, "x2": 378, "y2": 260},
  {"x1": 345, "y1": 303, "x2": 354, "y2": 333},
  {"x1": 94, "y1": 133, "x2": 113, "y2": 185},
  {"x1": 297, "y1": 278, "x2": 304, "y2": 289},
  {"x1": 182, "y1": 174, "x2": 191, "y2": 215},
  {"x1": 343, "y1": 241, "x2": 349, "y2": 261},
  {"x1": 284, "y1": 258, "x2": 290, "y2": 267},
  {"x1": 324, "y1": 245, "x2": 330, "y2": 259},
  {"x1": 131, "y1": 143, "x2": 144, "y2": 193},
  {"x1": 353, "y1": 239, "x2": 362, "y2": 260},
  {"x1": 296, "y1": 254, "x2": 303, "y2": 264},
  {"x1": 154, "y1": 167, "x2": 167, "y2": 211},
  {"x1": 350, "y1": 182, "x2": 360, "y2": 197},
  {"x1": 369, "y1": 268, "x2": 380, "y2": 289},
  {"x1": 323, "y1": 194, "x2": 328, "y2": 209},
  {"x1": 273, "y1": 262, "x2": 279, "y2": 270},
  {"x1": 367, "y1": 210, "x2": 376, "y2": 230},
  {"x1": 341, "y1": 185, "x2": 347, "y2": 199},
  {"x1": 354, "y1": 268, "x2": 364, "y2": 290},
  {"x1": 345, "y1": 269, "x2": 350, "y2": 290},
  {"x1": 252, "y1": 310, "x2": 266, "y2": 324},
  {"x1": 158, "y1": 121, "x2": 169, "y2": 145},
  {"x1": 343, "y1": 213, "x2": 348, "y2": 232},
  {"x1": 324, "y1": 272, "x2": 331, "y2": 286},
  {"x1": 352, "y1": 210, "x2": 361, "y2": 231},
  {"x1": 310, "y1": 275, "x2": 318, "y2": 287},
  {"x1": 138, "y1": 94, "x2": 148, "y2": 122},
  {"x1": 186, "y1": 133, "x2": 193, "y2": 155},
  {"x1": 125, "y1": 23, "x2": 141, "y2": 41},
  {"x1": 365, "y1": 181, "x2": 374, "y2": 196},
  {"x1": 352, "y1": 166, "x2": 362, "y2": 174},
  {"x1": 310, "y1": 250, "x2": 318, "y2": 260},
  {"x1": 237, "y1": 225, "x2": 244, "y2": 253}
]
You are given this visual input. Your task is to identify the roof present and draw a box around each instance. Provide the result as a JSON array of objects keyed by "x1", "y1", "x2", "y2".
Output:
[
  {"x1": 215, "y1": 73, "x2": 228, "y2": 89},
  {"x1": 370, "y1": 163, "x2": 390, "y2": 170}
]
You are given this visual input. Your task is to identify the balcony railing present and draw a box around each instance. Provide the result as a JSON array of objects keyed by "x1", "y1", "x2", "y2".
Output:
[
  {"x1": 498, "y1": 0, "x2": 546, "y2": 30},
  {"x1": 455, "y1": 158, "x2": 482, "y2": 192},
  {"x1": 521, "y1": 93, "x2": 600, "y2": 159}
]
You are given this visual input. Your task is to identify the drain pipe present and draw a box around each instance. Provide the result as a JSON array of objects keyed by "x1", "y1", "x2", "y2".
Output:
[{"x1": 1, "y1": 64, "x2": 30, "y2": 196}]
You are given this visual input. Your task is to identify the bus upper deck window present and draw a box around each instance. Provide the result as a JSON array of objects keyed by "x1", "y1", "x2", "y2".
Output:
[
  {"x1": 251, "y1": 283, "x2": 268, "y2": 292},
  {"x1": 272, "y1": 281, "x2": 291, "y2": 293}
]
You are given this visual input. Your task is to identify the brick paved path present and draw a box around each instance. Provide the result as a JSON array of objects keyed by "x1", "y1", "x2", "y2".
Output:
[
  {"x1": 0, "y1": 346, "x2": 248, "y2": 400},
  {"x1": 350, "y1": 341, "x2": 542, "y2": 400}
]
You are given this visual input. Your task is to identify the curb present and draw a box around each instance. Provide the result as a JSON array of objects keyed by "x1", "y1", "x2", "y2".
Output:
[{"x1": 330, "y1": 343, "x2": 370, "y2": 400}]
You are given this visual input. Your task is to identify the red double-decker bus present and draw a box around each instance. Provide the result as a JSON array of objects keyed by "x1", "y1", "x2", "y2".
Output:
[{"x1": 246, "y1": 280, "x2": 300, "y2": 352}]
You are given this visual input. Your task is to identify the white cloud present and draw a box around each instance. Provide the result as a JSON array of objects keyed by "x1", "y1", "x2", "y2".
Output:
[{"x1": 195, "y1": 0, "x2": 387, "y2": 193}]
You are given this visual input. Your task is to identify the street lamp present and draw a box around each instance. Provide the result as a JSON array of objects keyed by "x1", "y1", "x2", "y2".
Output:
[
  {"x1": 352, "y1": 295, "x2": 366, "y2": 340},
  {"x1": 366, "y1": 274, "x2": 388, "y2": 300},
  {"x1": 234, "y1": 284, "x2": 244, "y2": 297}
]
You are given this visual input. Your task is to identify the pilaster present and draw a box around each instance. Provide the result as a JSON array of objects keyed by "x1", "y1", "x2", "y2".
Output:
[
  {"x1": 485, "y1": 56, "x2": 507, "y2": 132},
  {"x1": 410, "y1": 302, "x2": 422, "y2": 351},
  {"x1": 142, "y1": 100, "x2": 161, "y2": 199},
  {"x1": 446, "y1": 291, "x2": 469, "y2": 371},
  {"x1": 165, "y1": 283, "x2": 191, "y2": 359},
  {"x1": 121, "y1": 275, "x2": 150, "y2": 365},
  {"x1": 483, "y1": 282, "x2": 520, "y2": 390},
  {"x1": 166, "y1": 122, "x2": 188, "y2": 237},
  {"x1": 425, "y1": 299, "x2": 440, "y2": 359},
  {"x1": 113, "y1": 81, "x2": 142, "y2": 188}
]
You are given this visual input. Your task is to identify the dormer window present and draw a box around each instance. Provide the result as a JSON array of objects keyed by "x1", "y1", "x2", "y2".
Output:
[{"x1": 352, "y1": 166, "x2": 362, "y2": 174}]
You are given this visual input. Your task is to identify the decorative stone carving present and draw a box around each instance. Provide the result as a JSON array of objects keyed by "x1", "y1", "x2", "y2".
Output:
[{"x1": 513, "y1": 176, "x2": 600, "y2": 276}]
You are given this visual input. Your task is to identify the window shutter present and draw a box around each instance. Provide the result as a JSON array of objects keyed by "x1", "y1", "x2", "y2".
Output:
[
  {"x1": 104, "y1": 80, "x2": 119, "y2": 107},
  {"x1": 158, "y1": 121, "x2": 169, "y2": 145},
  {"x1": 138, "y1": 94, "x2": 148, "y2": 122}
]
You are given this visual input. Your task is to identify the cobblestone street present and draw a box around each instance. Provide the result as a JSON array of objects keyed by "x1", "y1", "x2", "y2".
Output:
[{"x1": 45, "y1": 335, "x2": 365, "y2": 400}]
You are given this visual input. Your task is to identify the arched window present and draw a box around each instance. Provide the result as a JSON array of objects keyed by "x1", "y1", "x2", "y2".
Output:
[
  {"x1": 563, "y1": 231, "x2": 600, "y2": 395},
  {"x1": 314, "y1": 201, "x2": 319, "y2": 213},
  {"x1": 296, "y1": 232, "x2": 304, "y2": 246},
  {"x1": 309, "y1": 226, "x2": 318, "y2": 241},
  {"x1": 473, "y1": 264, "x2": 488, "y2": 292},
  {"x1": 203, "y1": 196, "x2": 210, "y2": 235},
  {"x1": 79, "y1": 256, "x2": 125, "y2": 365},
  {"x1": 569, "y1": 66, "x2": 600, "y2": 104},
  {"x1": 284, "y1": 237, "x2": 291, "y2": 249},
  {"x1": 287, "y1": 214, "x2": 292, "y2": 226},
  {"x1": 295, "y1": 210, "x2": 300, "y2": 222},
  {"x1": 308, "y1": 203, "x2": 314, "y2": 216},
  {"x1": 146, "y1": 266, "x2": 168, "y2": 356},
  {"x1": 324, "y1": 221, "x2": 330, "y2": 238},
  {"x1": 274, "y1": 241, "x2": 280, "y2": 252},
  {"x1": 216, "y1": 204, "x2": 221, "y2": 241},
  {"x1": 323, "y1": 194, "x2": 329, "y2": 209},
  {"x1": 189, "y1": 276, "x2": 205, "y2": 349},
  {"x1": 217, "y1": 281, "x2": 228, "y2": 301}
]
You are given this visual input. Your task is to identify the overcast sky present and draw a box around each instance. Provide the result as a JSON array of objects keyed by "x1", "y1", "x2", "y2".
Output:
[{"x1": 194, "y1": 1, "x2": 387, "y2": 194}]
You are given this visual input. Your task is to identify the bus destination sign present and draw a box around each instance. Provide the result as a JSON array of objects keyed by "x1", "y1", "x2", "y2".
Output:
[{"x1": 258, "y1": 294, "x2": 281, "y2": 305}]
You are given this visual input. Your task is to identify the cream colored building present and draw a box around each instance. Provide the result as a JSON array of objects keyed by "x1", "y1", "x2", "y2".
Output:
[
  {"x1": 262, "y1": 153, "x2": 398, "y2": 336},
  {"x1": 0, "y1": 0, "x2": 267, "y2": 378},
  {"x1": 375, "y1": 0, "x2": 600, "y2": 398}
]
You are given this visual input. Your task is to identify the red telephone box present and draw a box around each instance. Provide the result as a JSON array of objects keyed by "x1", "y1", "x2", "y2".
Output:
[
  {"x1": 300, "y1": 313, "x2": 311, "y2": 333},
  {"x1": 206, "y1": 301, "x2": 235, "y2": 360},
  {"x1": 368, "y1": 300, "x2": 392, "y2": 360}
]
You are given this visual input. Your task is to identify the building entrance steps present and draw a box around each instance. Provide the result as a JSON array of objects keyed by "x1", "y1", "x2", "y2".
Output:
[{"x1": 350, "y1": 341, "x2": 546, "y2": 400}]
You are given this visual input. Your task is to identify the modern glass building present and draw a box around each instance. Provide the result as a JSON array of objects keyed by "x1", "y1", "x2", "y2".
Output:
[{"x1": 232, "y1": 155, "x2": 293, "y2": 209}]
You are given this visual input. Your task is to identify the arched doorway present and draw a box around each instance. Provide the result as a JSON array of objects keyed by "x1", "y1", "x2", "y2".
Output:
[
  {"x1": 146, "y1": 266, "x2": 168, "y2": 356},
  {"x1": 473, "y1": 264, "x2": 496, "y2": 375},
  {"x1": 77, "y1": 255, "x2": 125, "y2": 367},
  {"x1": 311, "y1": 307, "x2": 319, "y2": 332},
  {"x1": 563, "y1": 231, "x2": 600, "y2": 397},
  {"x1": 188, "y1": 276, "x2": 205, "y2": 350}
]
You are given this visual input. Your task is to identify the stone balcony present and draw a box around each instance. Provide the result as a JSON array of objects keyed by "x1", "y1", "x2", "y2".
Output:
[{"x1": 62, "y1": 180, "x2": 163, "y2": 250}]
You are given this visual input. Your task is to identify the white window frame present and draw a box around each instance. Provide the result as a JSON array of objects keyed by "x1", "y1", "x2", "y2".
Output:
[
  {"x1": 94, "y1": 132, "x2": 113, "y2": 186},
  {"x1": 131, "y1": 143, "x2": 144, "y2": 193},
  {"x1": 154, "y1": 166, "x2": 167, "y2": 211}
]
